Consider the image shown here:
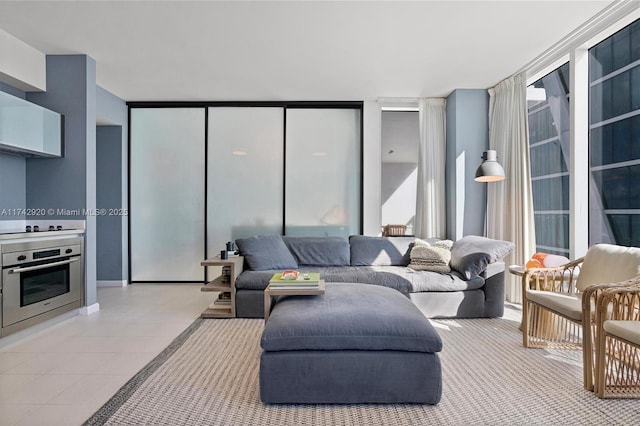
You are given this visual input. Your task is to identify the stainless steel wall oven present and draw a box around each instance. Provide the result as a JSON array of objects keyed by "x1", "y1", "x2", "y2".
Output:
[{"x1": 1, "y1": 237, "x2": 84, "y2": 337}]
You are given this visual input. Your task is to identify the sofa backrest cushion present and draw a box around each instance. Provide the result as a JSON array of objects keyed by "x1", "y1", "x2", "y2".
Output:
[
  {"x1": 449, "y1": 235, "x2": 515, "y2": 280},
  {"x1": 236, "y1": 234, "x2": 298, "y2": 271},
  {"x1": 349, "y1": 235, "x2": 415, "y2": 266},
  {"x1": 577, "y1": 244, "x2": 640, "y2": 292},
  {"x1": 282, "y1": 236, "x2": 350, "y2": 266}
]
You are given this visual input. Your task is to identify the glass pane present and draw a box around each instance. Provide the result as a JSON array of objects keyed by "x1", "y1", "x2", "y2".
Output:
[
  {"x1": 533, "y1": 214, "x2": 569, "y2": 255},
  {"x1": 130, "y1": 108, "x2": 205, "y2": 281},
  {"x1": 591, "y1": 166, "x2": 640, "y2": 210},
  {"x1": 531, "y1": 176, "x2": 569, "y2": 211},
  {"x1": 207, "y1": 107, "x2": 284, "y2": 253},
  {"x1": 527, "y1": 62, "x2": 570, "y2": 254},
  {"x1": 285, "y1": 108, "x2": 361, "y2": 238},
  {"x1": 21, "y1": 265, "x2": 69, "y2": 306},
  {"x1": 0, "y1": 90, "x2": 62, "y2": 156},
  {"x1": 589, "y1": 20, "x2": 640, "y2": 247}
]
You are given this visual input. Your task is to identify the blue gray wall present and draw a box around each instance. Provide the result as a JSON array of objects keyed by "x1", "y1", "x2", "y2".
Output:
[
  {"x1": 0, "y1": 82, "x2": 26, "y2": 220},
  {"x1": 0, "y1": 154, "x2": 26, "y2": 219},
  {"x1": 445, "y1": 89, "x2": 489, "y2": 240},
  {"x1": 1, "y1": 56, "x2": 127, "y2": 303},
  {"x1": 26, "y1": 55, "x2": 99, "y2": 307},
  {"x1": 96, "y1": 126, "x2": 123, "y2": 281},
  {"x1": 96, "y1": 86, "x2": 128, "y2": 282},
  {"x1": 26, "y1": 55, "x2": 93, "y2": 216}
]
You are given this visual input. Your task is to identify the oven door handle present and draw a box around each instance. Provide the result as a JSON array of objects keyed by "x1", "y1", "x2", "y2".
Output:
[{"x1": 8, "y1": 257, "x2": 80, "y2": 273}]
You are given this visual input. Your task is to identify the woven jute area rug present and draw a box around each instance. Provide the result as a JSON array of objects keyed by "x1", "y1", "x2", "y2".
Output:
[{"x1": 84, "y1": 313, "x2": 639, "y2": 425}]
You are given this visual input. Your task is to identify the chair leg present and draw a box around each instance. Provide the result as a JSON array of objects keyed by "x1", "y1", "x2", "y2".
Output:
[
  {"x1": 522, "y1": 299, "x2": 530, "y2": 347},
  {"x1": 582, "y1": 319, "x2": 595, "y2": 391}
]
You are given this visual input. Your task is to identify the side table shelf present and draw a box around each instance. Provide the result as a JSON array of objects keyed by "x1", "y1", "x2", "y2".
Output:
[{"x1": 200, "y1": 255, "x2": 243, "y2": 319}]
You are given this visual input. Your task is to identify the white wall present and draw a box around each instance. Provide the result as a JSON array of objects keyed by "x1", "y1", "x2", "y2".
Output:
[
  {"x1": 362, "y1": 101, "x2": 381, "y2": 235},
  {"x1": 0, "y1": 28, "x2": 46, "y2": 91}
]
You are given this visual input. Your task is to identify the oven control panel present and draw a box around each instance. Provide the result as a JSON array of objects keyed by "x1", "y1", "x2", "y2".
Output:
[{"x1": 1, "y1": 239, "x2": 83, "y2": 268}]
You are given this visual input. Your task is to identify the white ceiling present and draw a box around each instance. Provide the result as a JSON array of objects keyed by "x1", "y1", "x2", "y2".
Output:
[{"x1": 0, "y1": 1, "x2": 613, "y2": 102}]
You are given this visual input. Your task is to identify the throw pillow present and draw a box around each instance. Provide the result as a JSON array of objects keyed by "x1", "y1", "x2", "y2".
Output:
[
  {"x1": 235, "y1": 235, "x2": 298, "y2": 271},
  {"x1": 449, "y1": 236, "x2": 515, "y2": 279},
  {"x1": 408, "y1": 244, "x2": 451, "y2": 273}
]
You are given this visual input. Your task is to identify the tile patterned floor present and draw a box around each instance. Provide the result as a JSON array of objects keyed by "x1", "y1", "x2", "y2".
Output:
[{"x1": 0, "y1": 284, "x2": 211, "y2": 426}]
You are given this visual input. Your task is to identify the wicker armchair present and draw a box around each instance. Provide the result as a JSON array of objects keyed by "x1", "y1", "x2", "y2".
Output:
[
  {"x1": 594, "y1": 280, "x2": 640, "y2": 398},
  {"x1": 521, "y1": 244, "x2": 640, "y2": 391}
]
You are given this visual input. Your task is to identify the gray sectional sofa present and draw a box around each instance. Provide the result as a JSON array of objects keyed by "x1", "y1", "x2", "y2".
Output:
[{"x1": 234, "y1": 234, "x2": 514, "y2": 319}]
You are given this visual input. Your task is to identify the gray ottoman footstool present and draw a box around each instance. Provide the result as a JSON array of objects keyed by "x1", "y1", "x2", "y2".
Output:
[{"x1": 259, "y1": 282, "x2": 443, "y2": 404}]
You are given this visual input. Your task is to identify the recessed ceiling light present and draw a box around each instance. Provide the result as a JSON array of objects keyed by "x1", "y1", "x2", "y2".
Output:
[
  {"x1": 311, "y1": 152, "x2": 328, "y2": 157},
  {"x1": 231, "y1": 150, "x2": 248, "y2": 156}
]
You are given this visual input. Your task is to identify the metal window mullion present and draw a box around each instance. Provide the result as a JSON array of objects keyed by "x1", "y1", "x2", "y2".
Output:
[
  {"x1": 529, "y1": 135, "x2": 560, "y2": 149},
  {"x1": 531, "y1": 172, "x2": 570, "y2": 181},
  {"x1": 589, "y1": 58, "x2": 640, "y2": 87}
]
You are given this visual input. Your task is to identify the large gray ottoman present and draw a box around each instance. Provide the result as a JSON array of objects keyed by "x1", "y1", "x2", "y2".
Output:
[{"x1": 259, "y1": 282, "x2": 443, "y2": 404}]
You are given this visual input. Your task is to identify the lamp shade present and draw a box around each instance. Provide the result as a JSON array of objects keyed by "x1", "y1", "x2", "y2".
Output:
[{"x1": 474, "y1": 150, "x2": 505, "y2": 182}]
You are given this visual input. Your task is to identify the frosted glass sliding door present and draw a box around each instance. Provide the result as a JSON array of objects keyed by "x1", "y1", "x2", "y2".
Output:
[
  {"x1": 207, "y1": 107, "x2": 284, "y2": 253},
  {"x1": 285, "y1": 108, "x2": 361, "y2": 238},
  {"x1": 130, "y1": 108, "x2": 205, "y2": 281}
]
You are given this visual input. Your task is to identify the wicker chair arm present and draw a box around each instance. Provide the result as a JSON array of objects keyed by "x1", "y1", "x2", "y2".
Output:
[
  {"x1": 595, "y1": 278, "x2": 640, "y2": 326},
  {"x1": 582, "y1": 279, "x2": 640, "y2": 322},
  {"x1": 522, "y1": 257, "x2": 584, "y2": 293}
]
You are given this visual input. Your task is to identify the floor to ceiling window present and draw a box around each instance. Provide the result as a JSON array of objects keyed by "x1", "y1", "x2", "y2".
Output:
[
  {"x1": 527, "y1": 63, "x2": 571, "y2": 255},
  {"x1": 524, "y1": 14, "x2": 640, "y2": 255},
  {"x1": 589, "y1": 19, "x2": 640, "y2": 247}
]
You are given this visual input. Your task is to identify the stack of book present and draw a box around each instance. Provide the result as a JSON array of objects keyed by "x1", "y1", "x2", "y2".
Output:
[
  {"x1": 221, "y1": 265, "x2": 231, "y2": 284},
  {"x1": 213, "y1": 292, "x2": 231, "y2": 305},
  {"x1": 269, "y1": 271, "x2": 320, "y2": 289}
]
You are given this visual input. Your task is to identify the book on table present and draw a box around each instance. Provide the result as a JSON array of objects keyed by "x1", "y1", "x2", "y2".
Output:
[{"x1": 269, "y1": 271, "x2": 320, "y2": 287}]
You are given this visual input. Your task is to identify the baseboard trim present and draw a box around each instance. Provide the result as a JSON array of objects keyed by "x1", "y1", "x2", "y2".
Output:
[
  {"x1": 79, "y1": 303, "x2": 100, "y2": 315},
  {"x1": 97, "y1": 280, "x2": 128, "y2": 287}
]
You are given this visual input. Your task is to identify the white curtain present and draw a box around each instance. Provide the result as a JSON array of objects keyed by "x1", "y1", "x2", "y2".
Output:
[
  {"x1": 415, "y1": 98, "x2": 446, "y2": 239},
  {"x1": 486, "y1": 73, "x2": 536, "y2": 303}
]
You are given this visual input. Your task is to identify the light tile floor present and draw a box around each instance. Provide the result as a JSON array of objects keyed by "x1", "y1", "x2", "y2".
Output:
[{"x1": 0, "y1": 284, "x2": 211, "y2": 426}]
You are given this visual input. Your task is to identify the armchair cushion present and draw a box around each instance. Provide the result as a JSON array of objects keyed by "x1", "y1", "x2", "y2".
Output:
[
  {"x1": 525, "y1": 290, "x2": 582, "y2": 321},
  {"x1": 577, "y1": 244, "x2": 640, "y2": 292},
  {"x1": 603, "y1": 320, "x2": 640, "y2": 346}
]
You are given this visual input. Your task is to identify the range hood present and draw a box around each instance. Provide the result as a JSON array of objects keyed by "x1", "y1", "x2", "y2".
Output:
[{"x1": 0, "y1": 90, "x2": 63, "y2": 158}]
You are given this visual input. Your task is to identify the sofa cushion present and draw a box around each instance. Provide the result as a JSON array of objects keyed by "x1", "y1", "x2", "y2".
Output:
[
  {"x1": 261, "y1": 282, "x2": 443, "y2": 353},
  {"x1": 235, "y1": 266, "x2": 485, "y2": 294},
  {"x1": 349, "y1": 235, "x2": 415, "y2": 266},
  {"x1": 282, "y1": 236, "x2": 350, "y2": 266},
  {"x1": 235, "y1": 235, "x2": 298, "y2": 271},
  {"x1": 450, "y1": 236, "x2": 514, "y2": 279}
]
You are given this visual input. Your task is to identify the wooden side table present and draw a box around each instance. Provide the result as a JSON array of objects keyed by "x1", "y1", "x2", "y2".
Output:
[
  {"x1": 263, "y1": 280, "x2": 325, "y2": 323},
  {"x1": 200, "y1": 255, "x2": 243, "y2": 318}
]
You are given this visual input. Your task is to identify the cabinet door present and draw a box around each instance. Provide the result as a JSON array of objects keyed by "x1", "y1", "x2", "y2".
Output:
[
  {"x1": 285, "y1": 108, "x2": 361, "y2": 238},
  {"x1": 207, "y1": 107, "x2": 284, "y2": 254},
  {"x1": 130, "y1": 108, "x2": 205, "y2": 281},
  {"x1": 0, "y1": 90, "x2": 62, "y2": 157}
]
